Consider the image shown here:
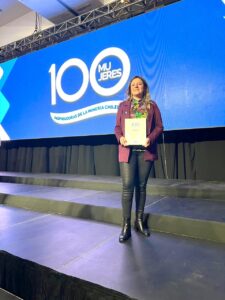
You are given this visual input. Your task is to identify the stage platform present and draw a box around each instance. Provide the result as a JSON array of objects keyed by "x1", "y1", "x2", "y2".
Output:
[
  {"x1": 0, "y1": 172, "x2": 225, "y2": 299},
  {"x1": 0, "y1": 171, "x2": 225, "y2": 243}
]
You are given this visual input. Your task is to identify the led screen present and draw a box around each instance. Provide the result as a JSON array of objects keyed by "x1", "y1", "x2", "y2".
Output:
[{"x1": 0, "y1": 0, "x2": 224, "y2": 140}]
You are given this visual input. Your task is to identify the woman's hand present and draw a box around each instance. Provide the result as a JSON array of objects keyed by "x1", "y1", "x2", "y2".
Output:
[
  {"x1": 120, "y1": 136, "x2": 128, "y2": 146},
  {"x1": 143, "y1": 138, "x2": 150, "y2": 148}
]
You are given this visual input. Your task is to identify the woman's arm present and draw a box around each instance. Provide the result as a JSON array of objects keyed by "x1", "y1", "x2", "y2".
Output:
[
  {"x1": 147, "y1": 102, "x2": 163, "y2": 144},
  {"x1": 114, "y1": 102, "x2": 124, "y2": 143},
  {"x1": 114, "y1": 102, "x2": 128, "y2": 146}
]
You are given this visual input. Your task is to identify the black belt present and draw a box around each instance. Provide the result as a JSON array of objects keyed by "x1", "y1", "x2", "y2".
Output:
[{"x1": 131, "y1": 148, "x2": 145, "y2": 152}]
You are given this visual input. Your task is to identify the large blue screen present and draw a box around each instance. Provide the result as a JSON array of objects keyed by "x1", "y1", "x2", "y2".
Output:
[{"x1": 0, "y1": 0, "x2": 225, "y2": 140}]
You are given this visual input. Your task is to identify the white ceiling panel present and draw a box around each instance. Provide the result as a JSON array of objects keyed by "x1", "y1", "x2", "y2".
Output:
[{"x1": 0, "y1": 0, "x2": 31, "y2": 26}]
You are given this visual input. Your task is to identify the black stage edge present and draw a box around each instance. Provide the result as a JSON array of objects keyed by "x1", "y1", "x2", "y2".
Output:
[{"x1": 0, "y1": 251, "x2": 135, "y2": 300}]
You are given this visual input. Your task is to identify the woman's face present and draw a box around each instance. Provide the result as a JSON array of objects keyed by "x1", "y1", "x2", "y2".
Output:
[{"x1": 130, "y1": 78, "x2": 145, "y2": 100}]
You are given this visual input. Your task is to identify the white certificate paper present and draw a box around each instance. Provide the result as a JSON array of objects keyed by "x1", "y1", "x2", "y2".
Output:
[{"x1": 125, "y1": 118, "x2": 146, "y2": 145}]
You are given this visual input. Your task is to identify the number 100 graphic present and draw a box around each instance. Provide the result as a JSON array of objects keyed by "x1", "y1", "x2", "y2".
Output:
[{"x1": 49, "y1": 47, "x2": 131, "y2": 105}]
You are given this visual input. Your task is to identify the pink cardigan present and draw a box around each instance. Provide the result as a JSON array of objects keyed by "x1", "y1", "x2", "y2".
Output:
[{"x1": 114, "y1": 99, "x2": 163, "y2": 162}]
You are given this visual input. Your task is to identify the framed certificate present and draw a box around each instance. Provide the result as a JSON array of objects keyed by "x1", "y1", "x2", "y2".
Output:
[{"x1": 125, "y1": 118, "x2": 146, "y2": 145}]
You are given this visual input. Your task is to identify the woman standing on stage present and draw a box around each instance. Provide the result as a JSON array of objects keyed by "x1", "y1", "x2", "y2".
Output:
[{"x1": 114, "y1": 76, "x2": 163, "y2": 243}]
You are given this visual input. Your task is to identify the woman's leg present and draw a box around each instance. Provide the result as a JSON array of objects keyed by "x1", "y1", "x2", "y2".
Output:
[
  {"x1": 119, "y1": 151, "x2": 137, "y2": 242},
  {"x1": 134, "y1": 153, "x2": 153, "y2": 236},
  {"x1": 120, "y1": 152, "x2": 137, "y2": 219},
  {"x1": 135, "y1": 153, "x2": 153, "y2": 212}
]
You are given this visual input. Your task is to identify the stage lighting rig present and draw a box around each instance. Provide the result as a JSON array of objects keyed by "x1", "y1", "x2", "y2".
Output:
[{"x1": 0, "y1": 0, "x2": 180, "y2": 63}]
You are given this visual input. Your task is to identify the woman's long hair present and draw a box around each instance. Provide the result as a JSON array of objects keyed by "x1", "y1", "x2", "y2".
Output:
[{"x1": 127, "y1": 76, "x2": 151, "y2": 109}]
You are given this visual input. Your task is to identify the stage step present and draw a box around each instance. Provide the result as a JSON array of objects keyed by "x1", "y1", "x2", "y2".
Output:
[
  {"x1": 1, "y1": 208, "x2": 225, "y2": 300},
  {"x1": 0, "y1": 172, "x2": 225, "y2": 201},
  {"x1": 0, "y1": 181, "x2": 225, "y2": 244},
  {"x1": 0, "y1": 288, "x2": 23, "y2": 300}
]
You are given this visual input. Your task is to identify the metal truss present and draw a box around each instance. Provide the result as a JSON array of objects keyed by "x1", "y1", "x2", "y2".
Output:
[{"x1": 0, "y1": 0, "x2": 179, "y2": 63}]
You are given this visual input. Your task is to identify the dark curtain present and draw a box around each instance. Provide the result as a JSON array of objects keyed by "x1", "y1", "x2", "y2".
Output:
[
  {"x1": 0, "y1": 128, "x2": 225, "y2": 181},
  {"x1": 0, "y1": 251, "x2": 135, "y2": 300}
]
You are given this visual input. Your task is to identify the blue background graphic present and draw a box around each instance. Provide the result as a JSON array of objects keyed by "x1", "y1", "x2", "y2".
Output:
[{"x1": 0, "y1": 0, "x2": 225, "y2": 140}]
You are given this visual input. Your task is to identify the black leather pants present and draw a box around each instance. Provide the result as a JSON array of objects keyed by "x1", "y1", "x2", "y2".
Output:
[{"x1": 120, "y1": 150, "x2": 153, "y2": 219}]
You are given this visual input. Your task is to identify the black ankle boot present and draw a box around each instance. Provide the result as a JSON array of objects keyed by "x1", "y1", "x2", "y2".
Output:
[
  {"x1": 119, "y1": 218, "x2": 131, "y2": 243},
  {"x1": 134, "y1": 212, "x2": 150, "y2": 237}
]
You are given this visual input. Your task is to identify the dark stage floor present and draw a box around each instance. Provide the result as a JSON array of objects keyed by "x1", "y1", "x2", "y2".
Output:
[{"x1": 0, "y1": 172, "x2": 225, "y2": 300}]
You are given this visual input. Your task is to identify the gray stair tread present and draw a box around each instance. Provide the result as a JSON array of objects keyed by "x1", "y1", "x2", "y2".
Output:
[
  {"x1": 0, "y1": 171, "x2": 224, "y2": 192},
  {"x1": 1, "y1": 182, "x2": 225, "y2": 224},
  {"x1": 146, "y1": 196, "x2": 225, "y2": 223}
]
